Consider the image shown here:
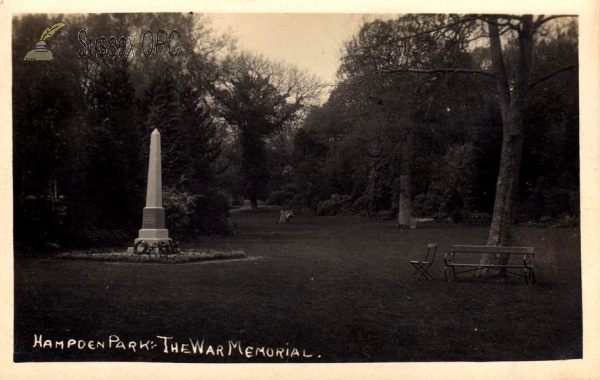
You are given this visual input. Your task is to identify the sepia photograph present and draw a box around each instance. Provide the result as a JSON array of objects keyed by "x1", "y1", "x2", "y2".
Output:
[{"x1": 2, "y1": 1, "x2": 600, "y2": 379}]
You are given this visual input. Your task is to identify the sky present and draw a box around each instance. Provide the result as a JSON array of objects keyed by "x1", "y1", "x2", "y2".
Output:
[{"x1": 207, "y1": 13, "x2": 388, "y2": 86}]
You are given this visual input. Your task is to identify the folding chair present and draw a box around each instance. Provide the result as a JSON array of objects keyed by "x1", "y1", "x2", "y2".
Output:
[{"x1": 409, "y1": 243, "x2": 438, "y2": 281}]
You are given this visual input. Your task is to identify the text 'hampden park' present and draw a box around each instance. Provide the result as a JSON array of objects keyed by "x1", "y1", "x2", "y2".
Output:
[{"x1": 33, "y1": 334, "x2": 321, "y2": 359}]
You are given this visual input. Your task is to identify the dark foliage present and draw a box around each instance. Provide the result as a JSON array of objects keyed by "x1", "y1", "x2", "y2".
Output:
[
  {"x1": 13, "y1": 14, "x2": 230, "y2": 249},
  {"x1": 289, "y1": 15, "x2": 578, "y2": 225}
]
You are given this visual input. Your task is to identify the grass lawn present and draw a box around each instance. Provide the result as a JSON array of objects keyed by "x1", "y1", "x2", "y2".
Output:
[{"x1": 14, "y1": 207, "x2": 582, "y2": 362}]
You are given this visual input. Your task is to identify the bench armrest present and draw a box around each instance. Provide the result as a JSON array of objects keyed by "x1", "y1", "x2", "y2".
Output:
[
  {"x1": 523, "y1": 253, "x2": 534, "y2": 268},
  {"x1": 444, "y1": 252, "x2": 454, "y2": 266}
]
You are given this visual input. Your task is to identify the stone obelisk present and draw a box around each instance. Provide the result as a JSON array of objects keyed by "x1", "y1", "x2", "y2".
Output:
[{"x1": 135, "y1": 128, "x2": 170, "y2": 247}]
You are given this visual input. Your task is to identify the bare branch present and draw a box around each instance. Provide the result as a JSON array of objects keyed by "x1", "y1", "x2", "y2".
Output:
[
  {"x1": 377, "y1": 14, "x2": 480, "y2": 43},
  {"x1": 482, "y1": 17, "x2": 522, "y2": 29},
  {"x1": 530, "y1": 64, "x2": 577, "y2": 88},
  {"x1": 378, "y1": 67, "x2": 497, "y2": 78},
  {"x1": 533, "y1": 15, "x2": 578, "y2": 28}
]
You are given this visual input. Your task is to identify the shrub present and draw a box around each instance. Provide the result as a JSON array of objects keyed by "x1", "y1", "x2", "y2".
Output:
[
  {"x1": 351, "y1": 195, "x2": 377, "y2": 218},
  {"x1": 412, "y1": 143, "x2": 480, "y2": 221},
  {"x1": 554, "y1": 213, "x2": 579, "y2": 227},
  {"x1": 14, "y1": 195, "x2": 71, "y2": 249},
  {"x1": 542, "y1": 187, "x2": 574, "y2": 217},
  {"x1": 163, "y1": 186, "x2": 199, "y2": 231},
  {"x1": 532, "y1": 176, "x2": 579, "y2": 219},
  {"x1": 162, "y1": 185, "x2": 233, "y2": 236},
  {"x1": 412, "y1": 193, "x2": 440, "y2": 218},
  {"x1": 67, "y1": 227, "x2": 130, "y2": 249},
  {"x1": 316, "y1": 194, "x2": 353, "y2": 216},
  {"x1": 267, "y1": 183, "x2": 302, "y2": 208},
  {"x1": 188, "y1": 190, "x2": 234, "y2": 235}
]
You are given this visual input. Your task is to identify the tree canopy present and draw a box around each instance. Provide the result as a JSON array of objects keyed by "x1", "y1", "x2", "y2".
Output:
[
  {"x1": 13, "y1": 13, "x2": 579, "y2": 252},
  {"x1": 289, "y1": 14, "x2": 578, "y2": 238},
  {"x1": 211, "y1": 52, "x2": 323, "y2": 209},
  {"x1": 13, "y1": 13, "x2": 233, "y2": 248}
]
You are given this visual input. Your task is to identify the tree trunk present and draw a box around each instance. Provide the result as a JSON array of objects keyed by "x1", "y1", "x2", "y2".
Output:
[
  {"x1": 250, "y1": 195, "x2": 258, "y2": 211},
  {"x1": 488, "y1": 111, "x2": 526, "y2": 247},
  {"x1": 479, "y1": 16, "x2": 534, "y2": 276},
  {"x1": 398, "y1": 174, "x2": 411, "y2": 227},
  {"x1": 482, "y1": 111, "x2": 526, "y2": 275},
  {"x1": 397, "y1": 133, "x2": 413, "y2": 228}
]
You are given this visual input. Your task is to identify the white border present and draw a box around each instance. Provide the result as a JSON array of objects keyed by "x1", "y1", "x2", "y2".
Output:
[{"x1": 1, "y1": 1, "x2": 598, "y2": 379}]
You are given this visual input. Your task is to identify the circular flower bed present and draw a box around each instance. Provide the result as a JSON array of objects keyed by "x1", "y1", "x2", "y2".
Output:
[{"x1": 56, "y1": 249, "x2": 247, "y2": 264}]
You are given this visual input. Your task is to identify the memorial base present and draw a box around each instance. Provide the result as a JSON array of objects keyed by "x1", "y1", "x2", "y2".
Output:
[
  {"x1": 132, "y1": 230, "x2": 172, "y2": 254},
  {"x1": 135, "y1": 206, "x2": 170, "y2": 246},
  {"x1": 135, "y1": 230, "x2": 171, "y2": 246}
]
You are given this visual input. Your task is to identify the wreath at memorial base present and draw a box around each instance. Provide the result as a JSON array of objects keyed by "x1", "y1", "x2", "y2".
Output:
[
  {"x1": 158, "y1": 241, "x2": 171, "y2": 255},
  {"x1": 133, "y1": 240, "x2": 149, "y2": 254},
  {"x1": 133, "y1": 240, "x2": 180, "y2": 255}
]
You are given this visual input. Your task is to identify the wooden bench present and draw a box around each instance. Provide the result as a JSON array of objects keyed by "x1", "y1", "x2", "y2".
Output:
[{"x1": 444, "y1": 245, "x2": 536, "y2": 285}]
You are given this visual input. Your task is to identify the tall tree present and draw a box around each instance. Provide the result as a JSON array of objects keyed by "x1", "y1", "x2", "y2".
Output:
[
  {"x1": 372, "y1": 15, "x2": 576, "y2": 252},
  {"x1": 13, "y1": 13, "x2": 234, "y2": 247},
  {"x1": 483, "y1": 15, "x2": 577, "y2": 248},
  {"x1": 212, "y1": 52, "x2": 322, "y2": 210},
  {"x1": 520, "y1": 23, "x2": 579, "y2": 219},
  {"x1": 13, "y1": 14, "x2": 88, "y2": 245},
  {"x1": 336, "y1": 15, "x2": 486, "y2": 226},
  {"x1": 83, "y1": 56, "x2": 143, "y2": 227}
]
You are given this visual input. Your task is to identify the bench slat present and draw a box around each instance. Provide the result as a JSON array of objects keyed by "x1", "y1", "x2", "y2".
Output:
[
  {"x1": 451, "y1": 245, "x2": 534, "y2": 254},
  {"x1": 447, "y1": 264, "x2": 531, "y2": 268},
  {"x1": 445, "y1": 245, "x2": 536, "y2": 284}
]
